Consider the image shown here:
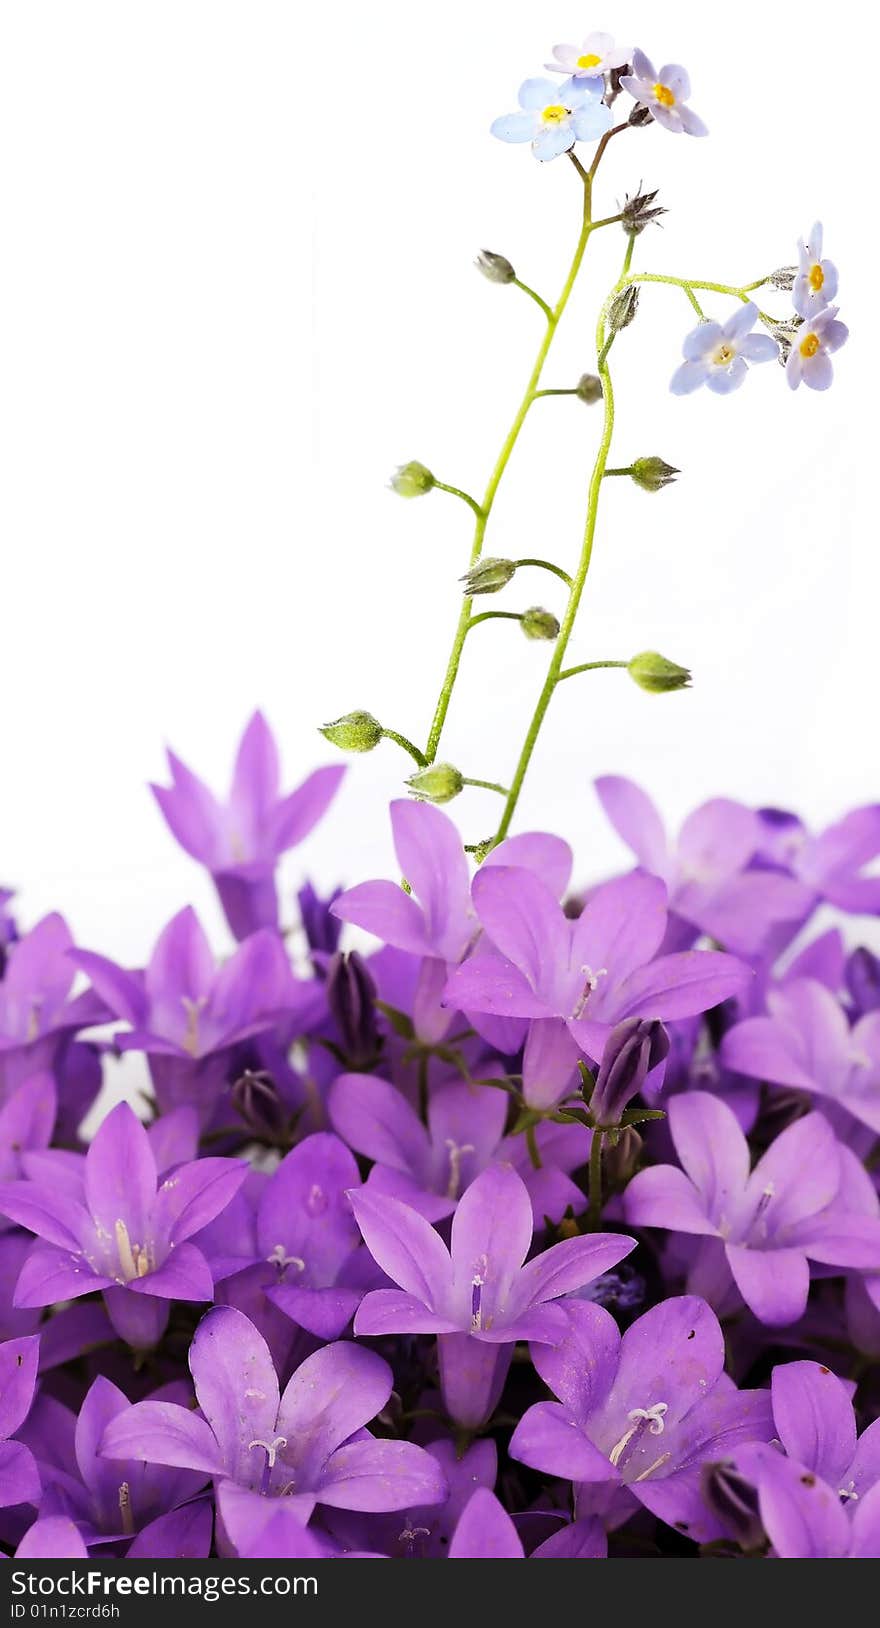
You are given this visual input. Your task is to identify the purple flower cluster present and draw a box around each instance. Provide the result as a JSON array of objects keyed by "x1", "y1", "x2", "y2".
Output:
[{"x1": 1, "y1": 719, "x2": 880, "y2": 1561}]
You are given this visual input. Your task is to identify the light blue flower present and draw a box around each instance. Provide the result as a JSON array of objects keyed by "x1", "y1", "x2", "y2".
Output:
[
  {"x1": 786, "y1": 305, "x2": 848, "y2": 392},
  {"x1": 490, "y1": 77, "x2": 611, "y2": 162},
  {"x1": 620, "y1": 49, "x2": 708, "y2": 136},
  {"x1": 793, "y1": 222, "x2": 839, "y2": 320},
  {"x1": 670, "y1": 304, "x2": 778, "y2": 396}
]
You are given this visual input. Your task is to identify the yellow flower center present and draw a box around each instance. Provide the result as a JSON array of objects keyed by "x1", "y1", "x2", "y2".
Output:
[
  {"x1": 808, "y1": 263, "x2": 825, "y2": 292},
  {"x1": 653, "y1": 82, "x2": 676, "y2": 107},
  {"x1": 577, "y1": 52, "x2": 603, "y2": 69},
  {"x1": 541, "y1": 104, "x2": 569, "y2": 124},
  {"x1": 800, "y1": 332, "x2": 821, "y2": 359},
  {"x1": 712, "y1": 343, "x2": 735, "y2": 366}
]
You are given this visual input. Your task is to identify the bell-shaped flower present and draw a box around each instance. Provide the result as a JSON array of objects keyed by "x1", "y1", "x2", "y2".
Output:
[
  {"x1": 0, "y1": 914, "x2": 109, "y2": 1097},
  {"x1": 445, "y1": 867, "x2": 750, "y2": 1108},
  {"x1": 624, "y1": 1093, "x2": 880, "y2": 1325},
  {"x1": 99, "y1": 1306, "x2": 447, "y2": 1536},
  {"x1": 755, "y1": 803, "x2": 880, "y2": 915},
  {"x1": 0, "y1": 1100, "x2": 247, "y2": 1349},
  {"x1": 509, "y1": 1296, "x2": 772, "y2": 1542},
  {"x1": 351, "y1": 1164, "x2": 635, "y2": 1429},
  {"x1": 151, "y1": 711, "x2": 345, "y2": 940}
]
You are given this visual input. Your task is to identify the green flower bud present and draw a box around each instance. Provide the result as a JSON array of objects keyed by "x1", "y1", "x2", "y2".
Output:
[
  {"x1": 627, "y1": 651, "x2": 692, "y2": 694},
  {"x1": 629, "y1": 456, "x2": 680, "y2": 493},
  {"x1": 575, "y1": 372, "x2": 603, "y2": 405},
  {"x1": 521, "y1": 606, "x2": 560, "y2": 641},
  {"x1": 319, "y1": 711, "x2": 383, "y2": 752},
  {"x1": 608, "y1": 285, "x2": 640, "y2": 333},
  {"x1": 476, "y1": 249, "x2": 516, "y2": 285},
  {"x1": 460, "y1": 557, "x2": 517, "y2": 596},
  {"x1": 406, "y1": 762, "x2": 464, "y2": 804},
  {"x1": 390, "y1": 461, "x2": 435, "y2": 498}
]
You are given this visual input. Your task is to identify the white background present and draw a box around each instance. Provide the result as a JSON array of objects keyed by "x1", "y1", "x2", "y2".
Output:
[{"x1": 1, "y1": 0, "x2": 875, "y2": 964}]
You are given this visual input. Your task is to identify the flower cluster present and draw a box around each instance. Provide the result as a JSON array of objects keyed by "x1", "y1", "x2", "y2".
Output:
[{"x1": 0, "y1": 718, "x2": 879, "y2": 1561}]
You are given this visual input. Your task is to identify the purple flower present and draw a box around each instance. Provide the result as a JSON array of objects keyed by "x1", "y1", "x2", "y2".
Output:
[
  {"x1": 329, "y1": 1070, "x2": 590, "y2": 1226},
  {"x1": 620, "y1": 50, "x2": 707, "y2": 135},
  {"x1": 0, "y1": 1334, "x2": 41, "y2": 1509},
  {"x1": 670, "y1": 305, "x2": 778, "y2": 396},
  {"x1": 200, "y1": 1131, "x2": 369, "y2": 1339},
  {"x1": 297, "y1": 881, "x2": 343, "y2": 964},
  {"x1": 448, "y1": 1487, "x2": 606, "y2": 1559},
  {"x1": 445, "y1": 868, "x2": 750, "y2": 1108},
  {"x1": 721, "y1": 977, "x2": 880, "y2": 1136},
  {"x1": 726, "y1": 1361, "x2": 880, "y2": 1557},
  {"x1": 333, "y1": 800, "x2": 572, "y2": 1047},
  {"x1": 595, "y1": 776, "x2": 814, "y2": 955},
  {"x1": 509, "y1": 1296, "x2": 772, "y2": 1541},
  {"x1": 99, "y1": 1306, "x2": 447, "y2": 1537},
  {"x1": 0, "y1": 1075, "x2": 56, "y2": 1226},
  {"x1": 351, "y1": 1163, "x2": 635, "y2": 1428},
  {"x1": 20, "y1": 1374, "x2": 209, "y2": 1553},
  {"x1": 0, "y1": 914, "x2": 108, "y2": 1098},
  {"x1": 0, "y1": 1100, "x2": 247, "y2": 1348},
  {"x1": 793, "y1": 221, "x2": 838, "y2": 319},
  {"x1": 624, "y1": 1093, "x2": 880, "y2": 1325},
  {"x1": 151, "y1": 712, "x2": 345, "y2": 940},
  {"x1": 785, "y1": 304, "x2": 848, "y2": 391},
  {"x1": 490, "y1": 77, "x2": 611, "y2": 162},
  {"x1": 73, "y1": 906, "x2": 322, "y2": 1118},
  {"x1": 755, "y1": 803, "x2": 880, "y2": 914}
]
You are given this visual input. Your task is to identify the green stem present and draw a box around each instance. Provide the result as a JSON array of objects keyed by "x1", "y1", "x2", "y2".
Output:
[
  {"x1": 467, "y1": 610, "x2": 523, "y2": 631},
  {"x1": 462, "y1": 777, "x2": 509, "y2": 797},
  {"x1": 434, "y1": 481, "x2": 484, "y2": 518},
  {"x1": 493, "y1": 241, "x2": 632, "y2": 842},
  {"x1": 624, "y1": 272, "x2": 770, "y2": 303},
  {"x1": 514, "y1": 557, "x2": 573, "y2": 587},
  {"x1": 587, "y1": 1129, "x2": 604, "y2": 1229},
  {"x1": 423, "y1": 171, "x2": 600, "y2": 764},
  {"x1": 512, "y1": 278, "x2": 554, "y2": 322},
  {"x1": 559, "y1": 659, "x2": 628, "y2": 682},
  {"x1": 525, "y1": 1122, "x2": 543, "y2": 1171},
  {"x1": 533, "y1": 387, "x2": 581, "y2": 399},
  {"x1": 603, "y1": 467, "x2": 632, "y2": 477},
  {"x1": 380, "y1": 728, "x2": 427, "y2": 766}
]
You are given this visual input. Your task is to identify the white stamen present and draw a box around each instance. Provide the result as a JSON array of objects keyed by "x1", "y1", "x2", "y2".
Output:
[
  {"x1": 634, "y1": 1452, "x2": 672, "y2": 1481},
  {"x1": 608, "y1": 1401, "x2": 668, "y2": 1466},
  {"x1": 570, "y1": 966, "x2": 608, "y2": 1022},
  {"x1": 839, "y1": 1481, "x2": 859, "y2": 1503},
  {"x1": 266, "y1": 1244, "x2": 306, "y2": 1274},
  {"x1": 118, "y1": 1481, "x2": 134, "y2": 1536},
  {"x1": 248, "y1": 1435, "x2": 287, "y2": 1469}
]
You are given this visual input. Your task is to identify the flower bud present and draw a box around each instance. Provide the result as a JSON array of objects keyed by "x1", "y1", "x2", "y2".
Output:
[
  {"x1": 628, "y1": 104, "x2": 653, "y2": 128},
  {"x1": 621, "y1": 188, "x2": 666, "y2": 236},
  {"x1": 591, "y1": 1017, "x2": 670, "y2": 1124},
  {"x1": 521, "y1": 606, "x2": 560, "y2": 641},
  {"x1": 390, "y1": 460, "x2": 435, "y2": 498},
  {"x1": 297, "y1": 881, "x2": 342, "y2": 960},
  {"x1": 769, "y1": 266, "x2": 797, "y2": 291},
  {"x1": 476, "y1": 249, "x2": 516, "y2": 285},
  {"x1": 326, "y1": 950, "x2": 380, "y2": 1069},
  {"x1": 319, "y1": 711, "x2": 383, "y2": 752},
  {"x1": 602, "y1": 1126, "x2": 644, "y2": 1188},
  {"x1": 461, "y1": 557, "x2": 517, "y2": 596},
  {"x1": 700, "y1": 1462, "x2": 765, "y2": 1552},
  {"x1": 406, "y1": 762, "x2": 464, "y2": 804},
  {"x1": 846, "y1": 947, "x2": 880, "y2": 1017},
  {"x1": 231, "y1": 1069, "x2": 286, "y2": 1141},
  {"x1": 629, "y1": 455, "x2": 679, "y2": 493},
  {"x1": 627, "y1": 651, "x2": 692, "y2": 694},
  {"x1": 575, "y1": 372, "x2": 603, "y2": 405},
  {"x1": 608, "y1": 285, "x2": 640, "y2": 333}
]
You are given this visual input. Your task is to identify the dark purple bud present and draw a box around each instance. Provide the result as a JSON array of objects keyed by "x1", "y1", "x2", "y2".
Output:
[
  {"x1": 297, "y1": 881, "x2": 343, "y2": 960},
  {"x1": 579, "y1": 1262, "x2": 646, "y2": 1312},
  {"x1": 846, "y1": 947, "x2": 880, "y2": 1017},
  {"x1": 326, "y1": 950, "x2": 380, "y2": 1068},
  {"x1": 700, "y1": 1462, "x2": 765, "y2": 1551},
  {"x1": 590, "y1": 1017, "x2": 670, "y2": 1123},
  {"x1": 231, "y1": 1069, "x2": 287, "y2": 1140}
]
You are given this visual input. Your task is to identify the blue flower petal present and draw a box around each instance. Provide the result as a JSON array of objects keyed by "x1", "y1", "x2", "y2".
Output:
[
  {"x1": 531, "y1": 123, "x2": 576, "y2": 162},
  {"x1": 682, "y1": 321, "x2": 722, "y2": 362},
  {"x1": 705, "y1": 357, "x2": 749, "y2": 394},
  {"x1": 570, "y1": 102, "x2": 613, "y2": 141},
  {"x1": 518, "y1": 78, "x2": 562, "y2": 111},
  {"x1": 491, "y1": 111, "x2": 539, "y2": 144},
  {"x1": 670, "y1": 360, "x2": 709, "y2": 395}
]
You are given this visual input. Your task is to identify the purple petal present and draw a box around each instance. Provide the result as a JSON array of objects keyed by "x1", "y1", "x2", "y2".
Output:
[
  {"x1": 320, "y1": 1436, "x2": 448, "y2": 1512},
  {"x1": 133, "y1": 1242, "x2": 214, "y2": 1302},
  {"x1": 0, "y1": 1333, "x2": 40, "y2": 1436},
  {"x1": 127, "y1": 1499, "x2": 214, "y2": 1559},
  {"x1": 353, "y1": 1287, "x2": 461, "y2": 1336},
  {"x1": 624, "y1": 1164, "x2": 718, "y2": 1237},
  {"x1": 471, "y1": 866, "x2": 569, "y2": 1005},
  {"x1": 151, "y1": 751, "x2": 223, "y2": 865},
  {"x1": 667, "y1": 1092, "x2": 750, "y2": 1218},
  {"x1": 572, "y1": 873, "x2": 668, "y2": 987},
  {"x1": 771, "y1": 1361, "x2": 856, "y2": 1484},
  {"x1": 444, "y1": 948, "x2": 551, "y2": 1020},
  {"x1": 153, "y1": 1157, "x2": 248, "y2": 1247},
  {"x1": 277, "y1": 1341, "x2": 393, "y2": 1481},
  {"x1": 449, "y1": 1165, "x2": 534, "y2": 1316},
  {"x1": 85, "y1": 1101, "x2": 158, "y2": 1241},
  {"x1": 725, "y1": 1244, "x2": 810, "y2": 1326},
  {"x1": 594, "y1": 776, "x2": 668, "y2": 873},
  {"x1": 390, "y1": 800, "x2": 470, "y2": 960},
  {"x1": 270, "y1": 765, "x2": 346, "y2": 854},
  {"x1": 485, "y1": 831, "x2": 573, "y2": 898},
  {"x1": 510, "y1": 1401, "x2": 617, "y2": 1483},
  {"x1": 328, "y1": 1073, "x2": 430, "y2": 1180},
  {"x1": 331, "y1": 880, "x2": 431, "y2": 957},
  {"x1": 100, "y1": 1399, "x2": 224, "y2": 1477},
  {"x1": 16, "y1": 1515, "x2": 88, "y2": 1558},
  {"x1": 14, "y1": 1242, "x2": 113, "y2": 1305},
  {"x1": 611, "y1": 950, "x2": 752, "y2": 1023},
  {"x1": 348, "y1": 1188, "x2": 453, "y2": 1312},
  {"x1": 514, "y1": 1232, "x2": 635, "y2": 1313},
  {"x1": 449, "y1": 1488, "x2": 524, "y2": 1559},
  {"x1": 189, "y1": 1305, "x2": 279, "y2": 1479}
]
